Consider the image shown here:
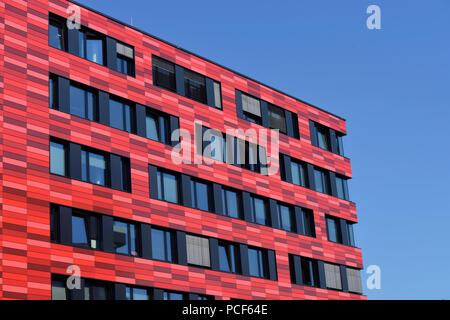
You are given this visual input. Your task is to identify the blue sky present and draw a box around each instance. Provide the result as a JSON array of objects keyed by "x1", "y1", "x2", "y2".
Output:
[{"x1": 76, "y1": 0, "x2": 450, "y2": 299}]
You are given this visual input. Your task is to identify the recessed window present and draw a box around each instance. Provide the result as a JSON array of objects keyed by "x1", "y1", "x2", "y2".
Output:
[
  {"x1": 78, "y1": 29, "x2": 105, "y2": 65},
  {"x1": 51, "y1": 278, "x2": 68, "y2": 300},
  {"x1": 241, "y1": 93, "x2": 262, "y2": 125},
  {"x1": 83, "y1": 279, "x2": 111, "y2": 300},
  {"x1": 346, "y1": 268, "x2": 363, "y2": 294},
  {"x1": 163, "y1": 290, "x2": 184, "y2": 300},
  {"x1": 49, "y1": 75, "x2": 58, "y2": 109},
  {"x1": 300, "y1": 208, "x2": 315, "y2": 238},
  {"x1": 268, "y1": 103, "x2": 287, "y2": 134},
  {"x1": 336, "y1": 175, "x2": 349, "y2": 200},
  {"x1": 218, "y1": 241, "x2": 239, "y2": 273},
  {"x1": 324, "y1": 263, "x2": 342, "y2": 290},
  {"x1": 184, "y1": 69, "x2": 207, "y2": 104},
  {"x1": 291, "y1": 160, "x2": 307, "y2": 187},
  {"x1": 152, "y1": 56, "x2": 176, "y2": 92},
  {"x1": 186, "y1": 234, "x2": 210, "y2": 267},
  {"x1": 81, "y1": 149, "x2": 107, "y2": 186},
  {"x1": 213, "y1": 81, "x2": 222, "y2": 109},
  {"x1": 70, "y1": 83, "x2": 97, "y2": 121},
  {"x1": 50, "y1": 140, "x2": 67, "y2": 176},
  {"x1": 310, "y1": 121, "x2": 345, "y2": 155},
  {"x1": 247, "y1": 247, "x2": 268, "y2": 279},
  {"x1": 116, "y1": 42, "x2": 135, "y2": 76},
  {"x1": 71, "y1": 212, "x2": 99, "y2": 250},
  {"x1": 347, "y1": 223, "x2": 355, "y2": 247},
  {"x1": 151, "y1": 227, "x2": 173, "y2": 262},
  {"x1": 249, "y1": 195, "x2": 268, "y2": 226},
  {"x1": 125, "y1": 286, "x2": 150, "y2": 300},
  {"x1": 109, "y1": 98, "x2": 133, "y2": 133},
  {"x1": 113, "y1": 220, "x2": 139, "y2": 256},
  {"x1": 300, "y1": 257, "x2": 320, "y2": 287},
  {"x1": 314, "y1": 168, "x2": 330, "y2": 194},
  {"x1": 156, "y1": 170, "x2": 179, "y2": 204},
  {"x1": 49, "y1": 17, "x2": 66, "y2": 50},
  {"x1": 146, "y1": 110, "x2": 169, "y2": 144},
  {"x1": 326, "y1": 216, "x2": 342, "y2": 244},
  {"x1": 221, "y1": 187, "x2": 241, "y2": 219},
  {"x1": 191, "y1": 179, "x2": 211, "y2": 211},
  {"x1": 277, "y1": 203, "x2": 294, "y2": 232}
]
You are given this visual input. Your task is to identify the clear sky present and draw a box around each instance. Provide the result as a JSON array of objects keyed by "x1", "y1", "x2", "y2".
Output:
[{"x1": 75, "y1": 0, "x2": 450, "y2": 299}]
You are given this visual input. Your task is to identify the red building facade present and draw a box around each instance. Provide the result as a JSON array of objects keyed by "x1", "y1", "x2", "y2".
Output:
[{"x1": 0, "y1": 0, "x2": 365, "y2": 300}]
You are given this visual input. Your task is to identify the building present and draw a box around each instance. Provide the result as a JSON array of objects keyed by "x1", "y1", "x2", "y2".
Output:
[{"x1": 0, "y1": 0, "x2": 365, "y2": 300}]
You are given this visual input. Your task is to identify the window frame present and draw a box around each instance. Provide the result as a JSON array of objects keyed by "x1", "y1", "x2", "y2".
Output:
[
  {"x1": 150, "y1": 226, "x2": 174, "y2": 262},
  {"x1": 81, "y1": 148, "x2": 108, "y2": 187},
  {"x1": 247, "y1": 246, "x2": 269, "y2": 279},
  {"x1": 152, "y1": 55, "x2": 177, "y2": 92},
  {"x1": 113, "y1": 219, "x2": 140, "y2": 257},
  {"x1": 156, "y1": 169, "x2": 180, "y2": 204}
]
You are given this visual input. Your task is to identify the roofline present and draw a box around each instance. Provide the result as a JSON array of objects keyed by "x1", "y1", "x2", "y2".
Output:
[{"x1": 69, "y1": 0, "x2": 346, "y2": 121}]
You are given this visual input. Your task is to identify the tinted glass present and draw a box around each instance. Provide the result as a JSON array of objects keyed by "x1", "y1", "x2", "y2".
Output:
[
  {"x1": 163, "y1": 172, "x2": 178, "y2": 203},
  {"x1": 151, "y1": 228, "x2": 172, "y2": 261},
  {"x1": 164, "y1": 292, "x2": 183, "y2": 300},
  {"x1": 252, "y1": 197, "x2": 267, "y2": 225},
  {"x1": 146, "y1": 113, "x2": 159, "y2": 141},
  {"x1": 192, "y1": 180, "x2": 209, "y2": 211},
  {"x1": 50, "y1": 141, "x2": 66, "y2": 176},
  {"x1": 218, "y1": 243, "x2": 236, "y2": 273},
  {"x1": 72, "y1": 215, "x2": 88, "y2": 245},
  {"x1": 86, "y1": 35, "x2": 103, "y2": 64},
  {"x1": 223, "y1": 189, "x2": 239, "y2": 218},
  {"x1": 152, "y1": 57, "x2": 176, "y2": 91},
  {"x1": 70, "y1": 85, "x2": 86, "y2": 118},
  {"x1": 49, "y1": 21, "x2": 64, "y2": 50},
  {"x1": 326, "y1": 217, "x2": 341, "y2": 243},
  {"x1": 278, "y1": 205, "x2": 292, "y2": 232},
  {"x1": 348, "y1": 223, "x2": 355, "y2": 246},
  {"x1": 248, "y1": 248, "x2": 264, "y2": 278},
  {"x1": 110, "y1": 99, "x2": 131, "y2": 132},
  {"x1": 51, "y1": 280, "x2": 67, "y2": 300},
  {"x1": 88, "y1": 152, "x2": 105, "y2": 185},
  {"x1": 132, "y1": 288, "x2": 149, "y2": 300},
  {"x1": 317, "y1": 126, "x2": 330, "y2": 150},
  {"x1": 291, "y1": 161, "x2": 306, "y2": 187}
]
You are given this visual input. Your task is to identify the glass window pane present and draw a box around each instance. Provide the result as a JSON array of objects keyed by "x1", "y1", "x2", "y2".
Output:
[
  {"x1": 314, "y1": 169, "x2": 325, "y2": 193},
  {"x1": 88, "y1": 152, "x2": 105, "y2": 185},
  {"x1": 130, "y1": 224, "x2": 137, "y2": 256},
  {"x1": 93, "y1": 285, "x2": 107, "y2": 300},
  {"x1": 194, "y1": 181, "x2": 209, "y2": 211},
  {"x1": 132, "y1": 288, "x2": 149, "y2": 300},
  {"x1": 253, "y1": 197, "x2": 267, "y2": 225},
  {"x1": 50, "y1": 142, "x2": 66, "y2": 176},
  {"x1": 146, "y1": 113, "x2": 159, "y2": 141},
  {"x1": 225, "y1": 190, "x2": 239, "y2": 218},
  {"x1": 124, "y1": 103, "x2": 131, "y2": 132},
  {"x1": 110, "y1": 99, "x2": 125, "y2": 131},
  {"x1": 49, "y1": 21, "x2": 64, "y2": 50},
  {"x1": 87, "y1": 91, "x2": 95, "y2": 121},
  {"x1": 153, "y1": 57, "x2": 176, "y2": 91},
  {"x1": 218, "y1": 244, "x2": 231, "y2": 272},
  {"x1": 78, "y1": 31, "x2": 86, "y2": 59},
  {"x1": 70, "y1": 85, "x2": 86, "y2": 118},
  {"x1": 248, "y1": 248, "x2": 261, "y2": 277},
  {"x1": 163, "y1": 172, "x2": 178, "y2": 203},
  {"x1": 81, "y1": 150, "x2": 87, "y2": 181},
  {"x1": 317, "y1": 126, "x2": 330, "y2": 150},
  {"x1": 156, "y1": 171, "x2": 163, "y2": 200},
  {"x1": 125, "y1": 287, "x2": 131, "y2": 300},
  {"x1": 151, "y1": 228, "x2": 167, "y2": 261},
  {"x1": 114, "y1": 221, "x2": 129, "y2": 255},
  {"x1": 213, "y1": 81, "x2": 222, "y2": 109},
  {"x1": 51, "y1": 280, "x2": 67, "y2": 300},
  {"x1": 336, "y1": 177, "x2": 344, "y2": 199},
  {"x1": 279, "y1": 205, "x2": 292, "y2": 232},
  {"x1": 72, "y1": 215, "x2": 88, "y2": 244},
  {"x1": 348, "y1": 223, "x2": 355, "y2": 246},
  {"x1": 269, "y1": 104, "x2": 287, "y2": 133},
  {"x1": 86, "y1": 36, "x2": 103, "y2": 64}
]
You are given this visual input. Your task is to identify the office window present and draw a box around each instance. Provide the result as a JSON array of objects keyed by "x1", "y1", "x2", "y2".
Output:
[
  {"x1": 152, "y1": 56, "x2": 176, "y2": 92},
  {"x1": 184, "y1": 69, "x2": 207, "y2": 104},
  {"x1": 116, "y1": 42, "x2": 135, "y2": 76},
  {"x1": 51, "y1": 278, "x2": 68, "y2": 300},
  {"x1": 300, "y1": 257, "x2": 320, "y2": 287},
  {"x1": 151, "y1": 227, "x2": 173, "y2": 262},
  {"x1": 70, "y1": 84, "x2": 96, "y2": 121},
  {"x1": 221, "y1": 187, "x2": 241, "y2": 219},
  {"x1": 109, "y1": 98, "x2": 133, "y2": 133},
  {"x1": 316, "y1": 124, "x2": 331, "y2": 151},
  {"x1": 117, "y1": 158, "x2": 131, "y2": 192},
  {"x1": 247, "y1": 247, "x2": 268, "y2": 279},
  {"x1": 186, "y1": 234, "x2": 210, "y2": 267},
  {"x1": 83, "y1": 279, "x2": 111, "y2": 300},
  {"x1": 277, "y1": 203, "x2": 294, "y2": 232},
  {"x1": 241, "y1": 93, "x2": 262, "y2": 125},
  {"x1": 146, "y1": 110, "x2": 169, "y2": 144},
  {"x1": 81, "y1": 149, "x2": 107, "y2": 186},
  {"x1": 50, "y1": 205, "x2": 59, "y2": 242},
  {"x1": 268, "y1": 103, "x2": 287, "y2": 134},
  {"x1": 202, "y1": 128, "x2": 225, "y2": 162},
  {"x1": 314, "y1": 168, "x2": 330, "y2": 194},
  {"x1": 78, "y1": 29, "x2": 105, "y2": 65},
  {"x1": 249, "y1": 195, "x2": 268, "y2": 226},
  {"x1": 346, "y1": 268, "x2": 363, "y2": 294},
  {"x1": 191, "y1": 179, "x2": 211, "y2": 211},
  {"x1": 49, "y1": 17, "x2": 66, "y2": 50},
  {"x1": 72, "y1": 212, "x2": 99, "y2": 250},
  {"x1": 213, "y1": 81, "x2": 222, "y2": 109},
  {"x1": 49, "y1": 75, "x2": 57, "y2": 109},
  {"x1": 336, "y1": 134, "x2": 345, "y2": 156},
  {"x1": 163, "y1": 291, "x2": 184, "y2": 300},
  {"x1": 156, "y1": 170, "x2": 179, "y2": 204},
  {"x1": 347, "y1": 222, "x2": 356, "y2": 247},
  {"x1": 113, "y1": 220, "x2": 138, "y2": 256},
  {"x1": 300, "y1": 208, "x2": 316, "y2": 237},
  {"x1": 50, "y1": 140, "x2": 67, "y2": 176},
  {"x1": 326, "y1": 216, "x2": 342, "y2": 244},
  {"x1": 218, "y1": 241, "x2": 239, "y2": 273},
  {"x1": 291, "y1": 160, "x2": 307, "y2": 187},
  {"x1": 125, "y1": 286, "x2": 150, "y2": 300},
  {"x1": 336, "y1": 175, "x2": 350, "y2": 200},
  {"x1": 324, "y1": 263, "x2": 342, "y2": 290}
]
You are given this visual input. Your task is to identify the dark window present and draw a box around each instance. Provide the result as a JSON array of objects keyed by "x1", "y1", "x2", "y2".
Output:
[
  {"x1": 300, "y1": 209, "x2": 316, "y2": 237},
  {"x1": 109, "y1": 98, "x2": 133, "y2": 133},
  {"x1": 113, "y1": 220, "x2": 139, "y2": 256},
  {"x1": 117, "y1": 158, "x2": 131, "y2": 192},
  {"x1": 336, "y1": 175, "x2": 349, "y2": 200},
  {"x1": 156, "y1": 169, "x2": 179, "y2": 204},
  {"x1": 50, "y1": 205, "x2": 59, "y2": 242},
  {"x1": 163, "y1": 290, "x2": 184, "y2": 300},
  {"x1": 78, "y1": 29, "x2": 105, "y2": 65},
  {"x1": 291, "y1": 160, "x2": 307, "y2": 187},
  {"x1": 316, "y1": 124, "x2": 331, "y2": 151},
  {"x1": 51, "y1": 278, "x2": 68, "y2": 300},
  {"x1": 116, "y1": 42, "x2": 135, "y2": 76},
  {"x1": 83, "y1": 279, "x2": 111, "y2": 300},
  {"x1": 221, "y1": 187, "x2": 242, "y2": 219},
  {"x1": 314, "y1": 168, "x2": 330, "y2": 194},
  {"x1": 213, "y1": 81, "x2": 222, "y2": 109},
  {"x1": 247, "y1": 247, "x2": 268, "y2": 279},
  {"x1": 191, "y1": 179, "x2": 211, "y2": 211},
  {"x1": 125, "y1": 286, "x2": 150, "y2": 300},
  {"x1": 146, "y1": 110, "x2": 169, "y2": 144},
  {"x1": 151, "y1": 227, "x2": 173, "y2": 262},
  {"x1": 70, "y1": 83, "x2": 97, "y2": 121},
  {"x1": 152, "y1": 56, "x2": 176, "y2": 92},
  {"x1": 347, "y1": 223, "x2": 356, "y2": 247},
  {"x1": 72, "y1": 211, "x2": 100, "y2": 250},
  {"x1": 249, "y1": 195, "x2": 268, "y2": 226},
  {"x1": 184, "y1": 69, "x2": 207, "y2": 104},
  {"x1": 218, "y1": 241, "x2": 239, "y2": 273},
  {"x1": 241, "y1": 93, "x2": 262, "y2": 125},
  {"x1": 268, "y1": 103, "x2": 287, "y2": 134},
  {"x1": 81, "y1": 149, "x2": 107, "y2": 186},
  {"x1": 49, "y1": 17, "x2": 66, "y2": 50},
  {"x1": 300, "y1": 257, "x2": 320, "y2": 287},
  {"x1": 311, "y1": 121, "x2": 344, "y2": 155},
  {"x1": 277, "y1": 203, "x2": 294, "y2": 232},
  {"x1": 49, "y1": 75, "x2": 58, "y2": 109},
  {"x1": 50, "y1": 140, "x2": 67, "y2": 176},
  {"x1": 202, "y1": 127, "x2": 225, "y2": 162},
  {"x1": 336, "y1": 134, "x2": 345, "y2": 156},
  {"x1": 194, "y1": 294, "x2": 212, "y2": 301},
  {"x1": 326, "y1": 216, "x2": 342, "y2": 244}
]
